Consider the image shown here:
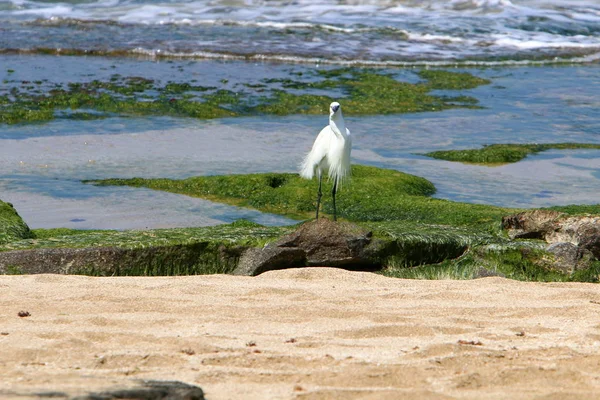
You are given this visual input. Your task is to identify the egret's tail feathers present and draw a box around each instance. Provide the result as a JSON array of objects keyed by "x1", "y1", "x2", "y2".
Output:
[
  {"x1": 327, "y1": 145, "x2": 352, "y2": 188},
  {"x1": 328, "y1": 163, "x2": 351, "y2": 188}
]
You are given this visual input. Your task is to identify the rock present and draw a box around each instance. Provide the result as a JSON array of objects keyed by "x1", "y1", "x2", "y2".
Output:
[
  {"x1": 572, "y1": 223, "x2": 600, "y2": 259},
  {"x1": 546, "y1": 242, "x2": 579, "y2": 264},
  {"x1": 546, "y1": 216, "x2": 600, "y2": 247},
  {"x1": 233, "y1": 246, "x2": 306, "y2": 276},
  {"x1": 277, "y1": 218, "x2": 375, "y2": 267},
  {"x1": 0, "y1": 244, "x2": 241, "y2": 275},
  {"x1": 77, "y1": 380, "x2": 205, "y2": 400},
  {"x1": 545, "y1": 242, "x2": 593, "y2": 274},
  {"x1": 503, "y1": 210, "x2": 600, "y2": 274},
  {"x1": 501, "y1": 210, "x2": 563, "y2": 239},
  {"x1": 20, "y1": 380, "x2": 205, "y2": 400},
  {"x1": 234, "y1": 219, "x2": 382, "y2": 276}
]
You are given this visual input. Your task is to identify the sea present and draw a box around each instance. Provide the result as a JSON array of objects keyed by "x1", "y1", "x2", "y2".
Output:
[{"x1": 1, "y1": 0, "x2": 599, "y2": 229}]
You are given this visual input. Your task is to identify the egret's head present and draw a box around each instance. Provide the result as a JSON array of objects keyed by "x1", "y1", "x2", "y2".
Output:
[{"x1": 329, "y1": 102, "x2": 341, "y2": 117}]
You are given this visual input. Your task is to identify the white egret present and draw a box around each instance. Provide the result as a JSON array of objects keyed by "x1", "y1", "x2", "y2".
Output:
[{"x1": 300, "y1": 101, "x2": 352, "y2": 221}]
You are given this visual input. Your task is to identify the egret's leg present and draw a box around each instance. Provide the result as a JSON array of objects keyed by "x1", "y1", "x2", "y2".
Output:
[
  {"x1": 316, "y1": 174, "x2": 323, "y2": 220},
  {"x1": 332, "y1": 179, "x2": 338, "y2": 221}
]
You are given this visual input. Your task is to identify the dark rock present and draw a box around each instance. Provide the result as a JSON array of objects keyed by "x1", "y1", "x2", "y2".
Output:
[
  {"x1": 233, "y1": 246, "x2": 306, "y2": 276},
  {"x1": 36, "y1": 391, "x2": 69, "y2": 398},
  {"x1": 76, "y1": 380, "x2": 205, "y2": 400},
  {"x1": 276, "y1": 218, "x2": 374, "y2": 267},
  {"x1": 544, "y1": 242, "x2": 594, "y2": 274},
  {"x1": 2, "y1": 380, "x2": 205, "y2": 400},
  {"x1": 546, "y1": 242, "x2": 579, "y2": 264},
  {"x1": 234, "y1": 219, "x2": 383, "y2": 276},
  {"x1": 576, "y1": 224, "x2": 600, "y2": 259}
]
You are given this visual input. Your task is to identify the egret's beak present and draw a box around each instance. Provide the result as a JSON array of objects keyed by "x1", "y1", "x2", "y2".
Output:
[{"x1": 331, "y1": 104, "x2": 340, "y2": 113}]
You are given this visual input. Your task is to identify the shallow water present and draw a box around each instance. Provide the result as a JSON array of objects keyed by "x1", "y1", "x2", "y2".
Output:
[
  {"x1": 1, "y1": 58, "x2": 600, "y2": 229},
  {"x1": 2, "y1": 0, "x2": 600, "y2": 230}
]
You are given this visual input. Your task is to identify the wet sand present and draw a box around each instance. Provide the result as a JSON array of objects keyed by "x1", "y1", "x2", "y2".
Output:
[{"x1": 2, "y1": 268, "x2": 600, "y2": 399}]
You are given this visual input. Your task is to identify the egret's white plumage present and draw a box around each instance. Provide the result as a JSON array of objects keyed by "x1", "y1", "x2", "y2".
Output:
[{"x1": 300, "y1": 101, "x2": 352, "y2": 220}]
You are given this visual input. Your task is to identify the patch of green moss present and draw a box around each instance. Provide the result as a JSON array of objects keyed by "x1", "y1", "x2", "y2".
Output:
[
  {"x1": 163, "y1": 82, "x2": 216, "y2": 94},
  {"x1": 423, "y1": 143, "x2": 600, "y2": 165},
  {"x1": 255, "y1": 69, "x2": 487, "y2": 115},
  {"x1": 418, "y1": 70, "x2": 491, "y2": 90},
  {"x1": 86, "y1": 165, "x2": 514, "y2": 226},
  {"x1": 2, "y1": 220, "x2": 293, "y2": 276},
  {"x1": 30, "y1": 228, "x2": 103, "y2": 239},
  {"x1": 0, "y1": 106, "x2": 55, "y2": 124},
  {"x1": 0, "y1": 200, "x2": 34, "y2": 245},
  {"x1": 2, "y1": 222, "x2": 290, "y2": 252},
  {"x1": 365, "y1": 220, "x2": 507, "y2": 268},
  {"x1": 4, "y1": 265, "x2": 23, "y2": 275},
  {"x1": 380, "y1": 244, "x2": 591, "y2": 282},
  {"x1": 61, "y1": 111, "x2": 109, "y2": 121},
  {"x1": 546, "y1": 204, "x2": 600, "y2": 215},
  {"x1": 1, "y1": 68, "x2": 490, "y2": 124},
  {"x1": 252, "y1": 91, "x2": 334, "y2": 115}
]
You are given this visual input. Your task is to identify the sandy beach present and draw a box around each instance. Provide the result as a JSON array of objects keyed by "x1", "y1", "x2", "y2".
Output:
[{"x1": 2, "y1": 268, "x2": 600, "y2": 399}]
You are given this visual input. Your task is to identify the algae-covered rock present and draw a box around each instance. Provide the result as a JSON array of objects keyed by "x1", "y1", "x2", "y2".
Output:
[
  {"x1": 234, "y1": 219, "x2": 510, "y2": 277},
  {"x1": 423, "y1": 143, "x2": 600, "y2": 166},
  {"x1": 87, "y1": 165, "x2": 513, "y2": 226},
  {"x1": 2, "y1": 68, "x2": 490, "y2": 125},
  {"x1": 0, "y1": 222, "x2": 291, "y2": 276},
  {"x1": 234, "y1": 247, "x2": 307, "y2": 276},
  {"x1": 0, "y1": 200, "x2": 33, "y2": 245}
]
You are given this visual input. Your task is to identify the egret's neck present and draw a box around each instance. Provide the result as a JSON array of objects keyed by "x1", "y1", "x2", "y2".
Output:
[{"x1": 329, "y1": 113, "x2": 347, "y2": 138}]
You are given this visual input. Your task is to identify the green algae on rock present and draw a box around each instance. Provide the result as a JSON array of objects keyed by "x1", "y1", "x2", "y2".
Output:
[
  {"x1": 86, "y1": 165, "x2": 513, "y2": 226},
  {"x1": 381, "y1": 244, "x2": 600, "y2": 283},
  {"x1": 3, "y1": 190, "x2": 600, "y2": 281},
  {"x1": 3, "y1": 220, "x2": 290, "y2": 252},
  {"x1": 423, "y1": 143, "x2": 600, "y2": 165},
  {"x1": 417, "y1": 70, "x2": 491, "y2": 90},
  {"x1": 1, "y1": 68, "x2": 490, "y2": 124},
  {"x1": 255, "y1": 68, "x2": 488, "y2": 116},
  {"x1": 0, "y1": 200, "x2": 33, "y2": 245},
  {"x1": 0, "y1": 221, "x2": 293, "y2": 276}
]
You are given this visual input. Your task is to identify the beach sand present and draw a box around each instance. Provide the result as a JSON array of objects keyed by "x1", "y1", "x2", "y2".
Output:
[{"x1": 2, "y1": 268, "x2": 600, "y2": 399}]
